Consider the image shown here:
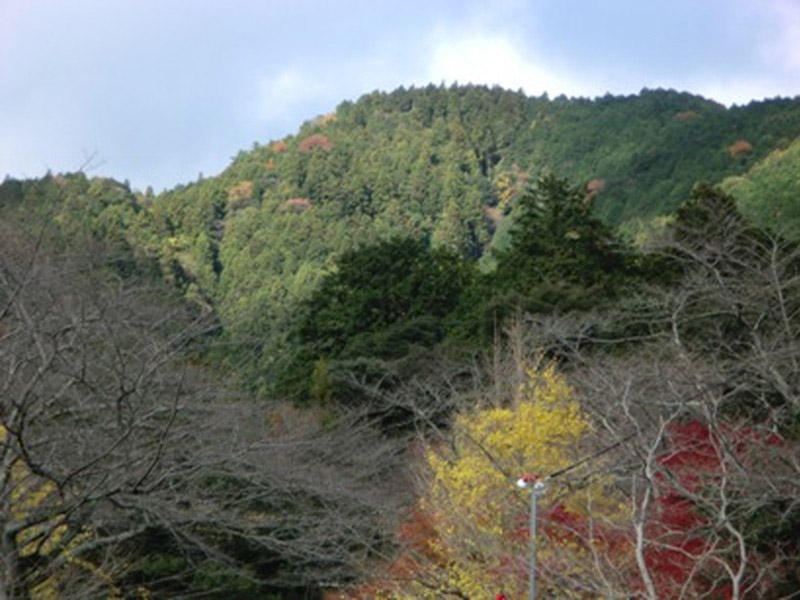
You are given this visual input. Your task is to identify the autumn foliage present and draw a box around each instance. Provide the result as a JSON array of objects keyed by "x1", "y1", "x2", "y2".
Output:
[
  {"x1": 226, "y1": 180, "x2": 255, "y2": 210},
  {"x1": 728, "y1": 139, "x2": 753, "y2": 157},
  {"x1": 640, "y1": 420, "x2": 785, "y2": 599},
  {"x1": 369, "y1": 363, "x2": 630, "y2": 599},
  {"x1": 298, "y1": 133, "x2": 334, "y2": 152},
  {"x1": 358, "y1": 357, "x2": 795, "y2": 599},
  {"x1": 675, "y1": 109, "x2": 700, "y2": 122},
  {"x1": 0, "y1": 426, "x2": 117, "y2": 598},
  {"x1": 269, "y1": 139, "x2": 288, "y2": 153},
  {"x1": 585, "y1": 178, "x2": 606, "y2": 197}
]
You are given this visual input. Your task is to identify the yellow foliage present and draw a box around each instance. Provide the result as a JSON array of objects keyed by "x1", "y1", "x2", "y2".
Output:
[
  {"x1": 387, "y1": 364, "x2": 627, "y2": 599},
  {"x1": 1, "y1": 425, "x2": 123, "y2": 598},
  {"x1": 492, "y1": 164, "x2": 530, "y2": 213}
]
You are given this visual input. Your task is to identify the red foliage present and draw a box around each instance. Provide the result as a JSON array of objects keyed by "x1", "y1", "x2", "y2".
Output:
[
  {"x1": 395, "y1": 507, "x2": 438, "y2": 559},
  {"x1": 502, "y1": 420, "x2": 787, "y2": 598},
  {"x1": 342, "y1": 507, "x2": 442, "y2": 598},
  {"x1": 298, "y1": 133, "x2": 334, "y2": 153},
  {"x1": 361, "y1": 420, "x2": 785, "y2": 598},
  {"x1": 639, "y1": 419, "x2": 783, "y2": 598}
]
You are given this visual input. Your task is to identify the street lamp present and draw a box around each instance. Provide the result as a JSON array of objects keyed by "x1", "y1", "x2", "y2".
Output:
[{"x1": 516, "y1": 474, "x2": 546, "y2": 600}]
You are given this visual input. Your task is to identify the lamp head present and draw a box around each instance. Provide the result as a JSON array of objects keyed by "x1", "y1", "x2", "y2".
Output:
[{"x1": 516, "y1": 473, "x2": 546, "y2": 492}]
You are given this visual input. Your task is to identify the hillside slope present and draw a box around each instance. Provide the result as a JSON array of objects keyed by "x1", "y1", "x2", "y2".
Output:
[
  {"x1": 723, "y1": 136, "x2": 800, "y2": 238},
  {"x1": 4, "y1": 85, "x2": 800, "y2": 396}
]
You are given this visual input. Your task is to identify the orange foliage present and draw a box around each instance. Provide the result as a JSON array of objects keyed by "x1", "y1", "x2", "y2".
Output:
[
  {"x1": 728, "y1": 139, "x2": 753, "y2": 157},
  {"x1": 395, "y1": 508, "x2": 438, "y2": 559},
  {"x1": 298, "y1": 133, "x2": 334, "y2": 153},
  {"x1": 227, "y1": 180, "x2": 253, "y2": 202},
  {"x1": 334, "y1": 508, "x2": 440, "y2": 599},
  {"x1": 585, "y1": 178, "x2": 606, "y2": 196},
  {"x1": 269, "y1": 139, "x2": 288, "y2": 153}
]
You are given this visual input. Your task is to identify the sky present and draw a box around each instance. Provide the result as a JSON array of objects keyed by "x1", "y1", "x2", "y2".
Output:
[{"x1": 1, "y1": 0, "x2": 799, "y2": 192}]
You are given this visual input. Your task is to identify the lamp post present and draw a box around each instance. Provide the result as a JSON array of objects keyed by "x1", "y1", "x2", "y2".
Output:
[{"x1": 517, "y1": 474, "x2": 546, "y2": 600}]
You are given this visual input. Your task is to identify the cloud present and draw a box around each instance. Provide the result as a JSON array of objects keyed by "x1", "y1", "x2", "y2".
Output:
[
  {"x1": 251, "y1": 13, "x2": 597, "y2": 138},
  {"x1": 424, "y1": 29, "x2": 590, "y2": 98},
  {"x1": 252, "y1": 49, "x2": 424, "y2": 134},
  {"x1": 688, "y1": 78, "x2": 778, "y2": 106}
]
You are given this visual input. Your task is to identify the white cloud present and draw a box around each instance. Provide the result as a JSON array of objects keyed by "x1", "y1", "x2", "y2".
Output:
[
  {"x1": 705, "y1": 0, "x2": 800, "y2": 103},
  {"x1": 690, "y1": 78, "x2": 779, "y2": 106},
  {"x1": 251, "y1": 17, "x2": 599, "y2": 139},
  {"x1": 252, "y1": 50, "x2": 424, "y2": 133},
  {"x1": 424, "y1": 30, "x2": 591, "y2": 98}
]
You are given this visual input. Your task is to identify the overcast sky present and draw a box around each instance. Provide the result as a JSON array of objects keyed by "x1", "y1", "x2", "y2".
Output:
[{"x1": 2, "y1": 0, "x2": 799, "y2": 192}]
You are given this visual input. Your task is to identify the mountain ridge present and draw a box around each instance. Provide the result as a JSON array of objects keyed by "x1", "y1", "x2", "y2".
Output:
[{"x1": 3, "y1": 84, "x2": 800, "y2": 396}]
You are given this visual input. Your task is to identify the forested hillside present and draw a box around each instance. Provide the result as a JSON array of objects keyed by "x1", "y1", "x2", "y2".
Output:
[
  {"x1": 2, "y1": 84, "x2": 800, "y2": 598},
  {"x1": 724, "y1": 136, "x2": 800, "y2": 238},
  {"x1": 9, "y1": 85, "x2": 799, "y2": 399}
]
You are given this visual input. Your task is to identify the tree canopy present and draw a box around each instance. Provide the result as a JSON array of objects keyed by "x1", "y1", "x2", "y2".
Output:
[{"x1": 3, "y1": 83, "x2": 800, "y2": 599}]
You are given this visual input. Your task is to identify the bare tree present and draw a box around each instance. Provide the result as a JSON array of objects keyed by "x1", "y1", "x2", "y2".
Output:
[
  {"x1": 527, "y1": 189, "x2": 800, "y2": 598},
  {"x1": 0, "y1": 225, "x2": 408, "y2": 599},
  {"x1": 359, "y1": 188, "x2": 800, "y2": 599}
]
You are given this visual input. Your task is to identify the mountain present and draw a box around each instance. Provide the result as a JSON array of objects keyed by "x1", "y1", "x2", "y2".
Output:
[
  {"x1": 3, "y1": 84, "x2": 800, "y2": 397},
  {"x1": 4, "y1": 84, "x2": 800, "y2": 598}
]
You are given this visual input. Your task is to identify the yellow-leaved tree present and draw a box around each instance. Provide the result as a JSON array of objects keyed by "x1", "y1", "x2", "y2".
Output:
[
  {"x1": 379, "y1": 362, "x2": 631, "y2": 599},
  {"x1": 0, "y1": 425, "x2": 121, "y2": 600}
]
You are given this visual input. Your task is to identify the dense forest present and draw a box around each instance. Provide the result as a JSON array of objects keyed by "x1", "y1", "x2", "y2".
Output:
[{"x1": 2, "y1": 84, "x2": 800, "y2": 598}]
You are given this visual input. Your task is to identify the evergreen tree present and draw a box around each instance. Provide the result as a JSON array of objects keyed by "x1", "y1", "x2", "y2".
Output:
[
  {"x1": 278, "y1": 237, "x2": 472, "y2": 402},
  {"x1": 487, "y1": 174, "x2": 630, "y2": 317}
]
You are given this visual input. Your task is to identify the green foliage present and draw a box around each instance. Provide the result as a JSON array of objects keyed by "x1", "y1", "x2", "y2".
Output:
[
  {"x1": 674, "y1": 182, "x2": 747, "y2": 239},
  {"x1": 0, "y1": 172, "x2": 143, "y2": 276},
  {"x1": 279, "y1": 237, "x2": 472, "y2": 402},
  {"x1": 4, "y1": 86, "x2": 800, "y2": 401},
  {"x1": 191, "y1": 87, "x2": 800, "y2": 384},
  {"x1": 449, "y1": 175, "x2": 637, "y2": 346},
  {"x1": 5, "y1": 85, "x2": 800, "y2": 599},
  {"x1": 309, "y1": 358, "x2": 334, "y2": 405},
  {"x1": 497, "y1": 174, "x2": 628, "y2": 287},
  {"x1": 723, "y1": 136, "x2": 800, "y2": 239},
  {"x1": 6, "y1": 86, "x2": 796, "y2": 398}
]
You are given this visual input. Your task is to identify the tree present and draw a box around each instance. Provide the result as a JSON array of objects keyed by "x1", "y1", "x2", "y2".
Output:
[
  {"x1": 495, "y1": 174, "x2": 629, "y2": 293},
  {"x1": 278, "y1": 236, "x2": 472, "y2": 403},
  {"x1": 522, "y1": 186, "x2": 800, "y2": 597},
  {"x1": 448, "y1": 174, "x2": 636, "y2": 347},
  {"x1": 363, "y1": 184, "x2": 800, "y2": 599},
  {"x1": 0, "y1": 223, "x2": 408, "y2": 598},
  {"x1": 370, "y1": 360, "x2": 629, "y2": 599},
  {"x1": 566, "y1": 344, "x2": 800, "y2": 600}
]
